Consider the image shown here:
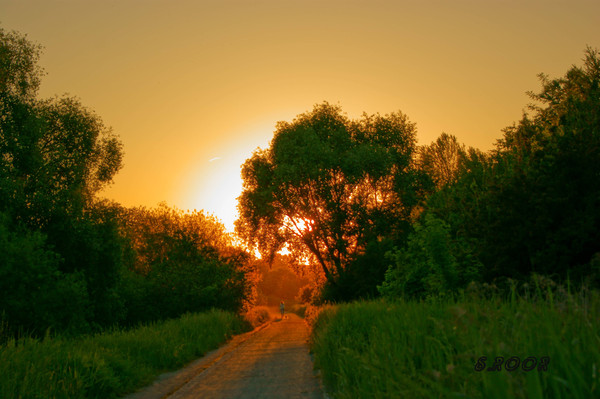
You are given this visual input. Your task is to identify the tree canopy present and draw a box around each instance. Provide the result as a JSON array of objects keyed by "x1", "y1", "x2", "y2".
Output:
[
  {"x1": 118, "y1": 204, "x2": 254, "y2": 323},
  {"x1": 0, "y1": 28, "x2": 127, "y2": 333},
  {"x1": 418, "y1": 132, "x2": 466, "y2": 189},
  {"x1": 0, "y1": 29, "x2": 123, "y2": 228},
  {"x1": 0, "y1": 28, "x2": 43, "y2": 100},
  {"x1": 485, "y1": 46, "x2": 600, "y2": 280},
  {"x1": 380, "y1": 47, "x2": 600, "y2": 300},
  {"x1": 1, "y1": 27, "x2": 255, "y2": 336},
  {"x1": 236, "y1": 102, "x2": 428, "y2": 295}
]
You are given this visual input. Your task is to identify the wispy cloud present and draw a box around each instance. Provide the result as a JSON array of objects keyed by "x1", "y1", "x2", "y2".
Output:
[{"x1": 209, "y1": 157, "x2": 221, "y2": 162}]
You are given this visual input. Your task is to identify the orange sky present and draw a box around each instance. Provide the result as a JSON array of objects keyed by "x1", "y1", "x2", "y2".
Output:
[{"x1": 2, "y1": 0, "x2": 599, "y2": 231}]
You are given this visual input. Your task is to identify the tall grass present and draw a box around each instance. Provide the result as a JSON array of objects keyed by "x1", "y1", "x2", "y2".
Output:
[
  {"x1": 0, "y1": 309, "x2": 250, "y2": 399},
  {"x1": 311, "y1": 289, "x2": 600, "y2": 398}
]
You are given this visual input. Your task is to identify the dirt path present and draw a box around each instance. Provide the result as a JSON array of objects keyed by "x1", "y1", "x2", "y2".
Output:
[{"x1": 125, "y1": 311, "x2": 325, "y2": 399}]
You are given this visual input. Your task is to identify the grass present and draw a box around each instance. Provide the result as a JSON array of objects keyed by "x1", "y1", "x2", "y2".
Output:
[
  {"x1": 310, "y1": 289, "x2": 600, "y2": 398},
  {"x1": 0, "y1": 309, "x2": 250, "y2": 399},
  {"x1": 244, "y1": 306, "x2": 272, "y2": 327}
]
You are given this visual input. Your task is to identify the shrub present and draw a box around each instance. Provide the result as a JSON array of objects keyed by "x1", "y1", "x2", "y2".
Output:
[
  {"x1": 0, "y1": 214, "x2": 90, "y2": 337},
  {"x1": 379, "y1": 214, "x2": 480, "y2": 300}
]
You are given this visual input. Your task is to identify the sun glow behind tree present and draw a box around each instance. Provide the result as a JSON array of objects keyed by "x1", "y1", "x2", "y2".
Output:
[{"x1": 236, "y1": 103, "x2": 429, "y2": 287}]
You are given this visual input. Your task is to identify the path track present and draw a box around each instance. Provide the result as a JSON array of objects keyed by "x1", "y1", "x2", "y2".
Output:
[{"x1": 125, "y1": 312, "x2": 325, "y2": 399}]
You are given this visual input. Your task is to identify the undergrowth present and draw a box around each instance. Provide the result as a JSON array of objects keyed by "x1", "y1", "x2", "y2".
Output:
[
  {"x1": 311, "y1": 287, "x2": 600, "y2": 398},
  {"x1": 0, "y1": 309, "x2": 250, "y2": 399}
]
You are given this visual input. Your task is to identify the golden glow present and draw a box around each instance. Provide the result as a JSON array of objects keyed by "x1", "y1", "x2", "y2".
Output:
[
  {"x1": 179, "y1": 157, "x2": 242, "y2": 233},
  {"x1": 176, "y1": 121, "x2": 283, "y2": 231},
  {"x1": 282, "y1": 216, "x2": 314, "y2": 238},
  {"x1": 2, "y1": 1, "x2": 598, "y2": 231}
]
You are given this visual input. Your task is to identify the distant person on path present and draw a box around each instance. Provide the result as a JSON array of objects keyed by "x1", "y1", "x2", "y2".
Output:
[{"x1": 280, "y1": 300, "x2": 285, "y2": 319}]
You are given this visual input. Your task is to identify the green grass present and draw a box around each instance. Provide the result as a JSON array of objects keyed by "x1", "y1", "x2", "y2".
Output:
[
  {"x1": 0, "y1": 309, "x2": 250, "y2": 399},
  {"x1": 311, "y1": 292, "x2": 600, "y2": 398}
]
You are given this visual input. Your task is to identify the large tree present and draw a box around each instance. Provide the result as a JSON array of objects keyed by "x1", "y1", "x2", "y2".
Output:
[
  {"x1": 1, "y1": 28, "x2": 123, "y2": 226},
  {"x1": 1, "y1": 27, "x2": 126, "y2": 332},
  {"x1": 487, "y1": 47, "x2": 600, "y2": 281},
  {"x1": 423, "y1": 47, "x2": 600, "y2": 285},
  {"x1": 236, "y1": 102, "x2": 427, "y2": 291},
  {"x1": 119, "y1": 204, "x2": 254, "y2": 322}
]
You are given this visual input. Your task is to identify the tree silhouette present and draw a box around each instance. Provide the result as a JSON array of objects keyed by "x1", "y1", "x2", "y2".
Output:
[
  {"x1": 1, "y1": 27, "x2": 125, "y2": 333},
  {"x1": 236, "y1": 102, "x2": 427, "y2": 294}
]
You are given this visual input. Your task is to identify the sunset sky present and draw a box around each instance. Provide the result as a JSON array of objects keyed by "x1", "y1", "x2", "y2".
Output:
[{"x1": 2, "y1": 0, "x2": 599, "y2": 231}]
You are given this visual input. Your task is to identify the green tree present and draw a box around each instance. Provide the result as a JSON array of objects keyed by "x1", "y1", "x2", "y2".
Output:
[
  {"x1": 378, "y1": 214, "x2": 480, "y2": 300},
  {"x1": 0, "y1": 212, "x2": 89, "y2": 336},
  {"x1": 423, "y1": 47, "x2": 600, "y2": 285},
  {"x1": 418, "y1": 132, "x2": 466, "y2": 189},
  {"x1": 1, "y1": 95, "x2": 123, "y2": 227},
  {"x1": 490, "y1": 47, "x2": 600, "y2": 281},
  {"x1": 119, "y1": 205, "x2": 253, "y2": 323},
  {"x1": 0, "y1": 28, "x2": 43, "y2": 100},
  {"x1": 236, "y1": 102, "x2": 428, "y2": 298},
  {"x1": 1, "y1": 27, "x2": 123, "y2": 226},
  {"x1": 1, "y1": 27, "x2": 126, "y2": 332}
]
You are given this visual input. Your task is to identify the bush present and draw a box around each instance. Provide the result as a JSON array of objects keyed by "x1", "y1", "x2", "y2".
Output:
[
  {"x1": 0, "y1": 215, "x2": 90, "y2": 337},
  {"x1": 378, "y1": 214, "x2": 480, "y2": 300},
  {"x1": 118, "y1": 205, "x2": 253, "y2": 322},
  {"x1": 320, "y1": 239, "x2": 395, "y2": 303}
]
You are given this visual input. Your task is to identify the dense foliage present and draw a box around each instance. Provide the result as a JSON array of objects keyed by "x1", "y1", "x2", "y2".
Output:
[
  {"x1": 238, "y1": 49, "x2": 600, "y2": 302},
  {"x1": 118, "y1": 205, "x2": 254, "y2": 325},
  {"x1": 4, "y1": 24, "x2": 599, "y2": 331},
  {"x1": 379, "y1": 47, "x2": 600, "y2": 299},
  {"x1": 0, "y1": 28, "x2": 253, "y2": 337},
  {"x1": 236, "y1": 103, "x2": 429, "y2": 301},
  {"x1": 1, "y1": 28, "x2": 127, "y2": 334}
]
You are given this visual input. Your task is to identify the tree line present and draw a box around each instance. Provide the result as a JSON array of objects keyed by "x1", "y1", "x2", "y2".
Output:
[
  {"x1": 0, "y1": 28, "x2": 255, "y2": 338},
  {"x1": 237, "y1": 47, "x2": 600, "y2": 302},
  {"x1": 3, "y1": 25, "x2": 599, "y2": 339}
]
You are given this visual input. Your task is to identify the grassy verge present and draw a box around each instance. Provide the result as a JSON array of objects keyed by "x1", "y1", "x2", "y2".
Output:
[
  {"x1": 310, "y1": 292, "x2": 600, "y2": 398},
  {"x1": 244, "y1": 306, "x2": 272, "y2": 327},
  {"x1": 0, "y1": 309, "x2": 250, "y2": 399}
]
